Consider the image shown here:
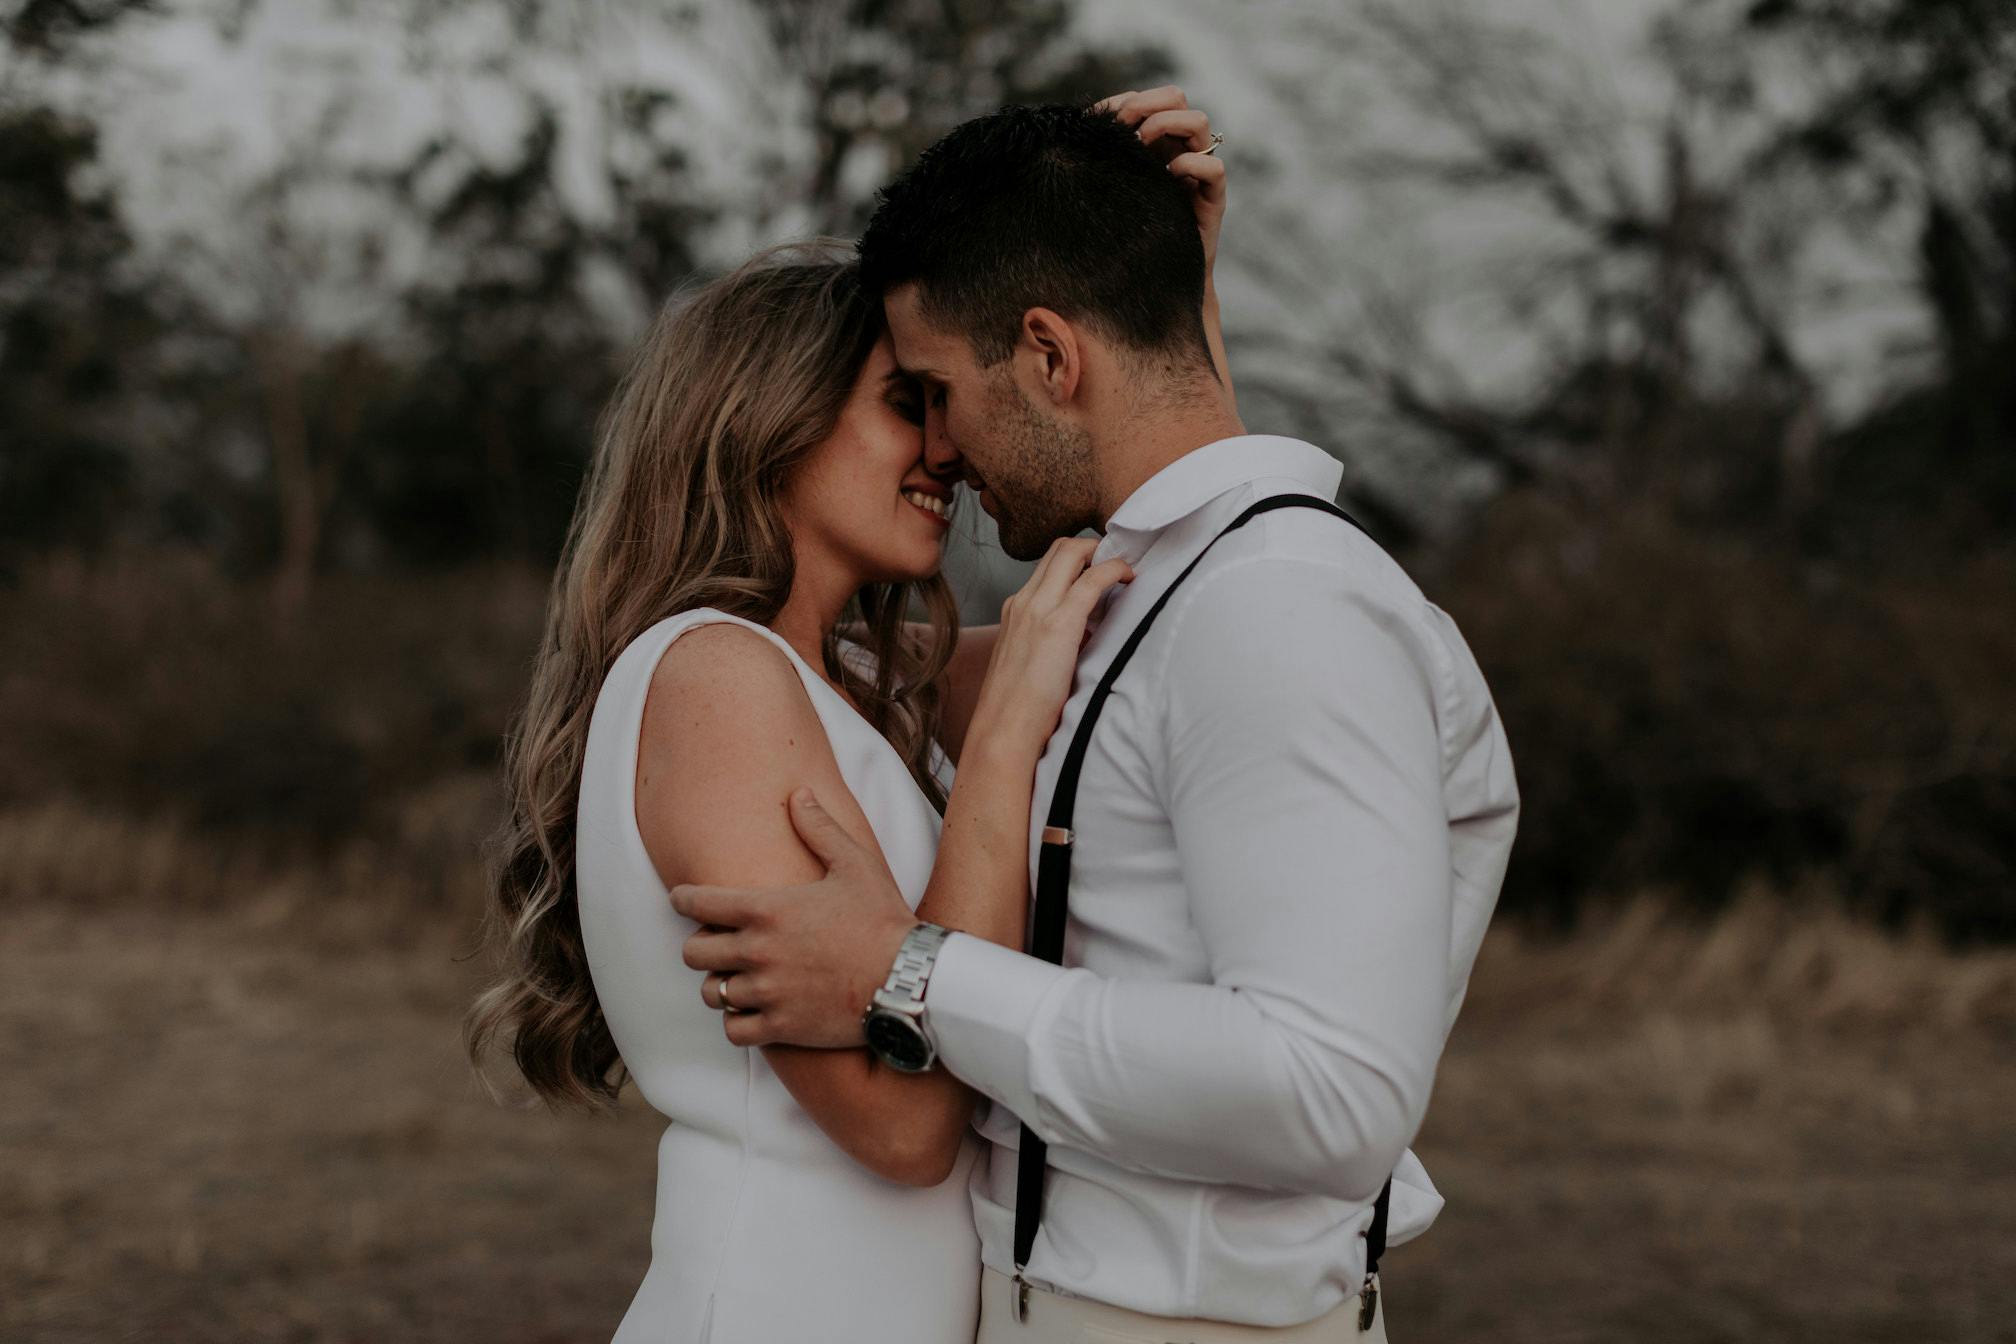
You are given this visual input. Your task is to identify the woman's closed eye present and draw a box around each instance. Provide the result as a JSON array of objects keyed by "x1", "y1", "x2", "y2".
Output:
[{"x1": 886, "y1": 385, "x2": 925, "y2": 426}]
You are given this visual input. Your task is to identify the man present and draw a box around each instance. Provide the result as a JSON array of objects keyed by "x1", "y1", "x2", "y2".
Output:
[{"x1": 674, "y1": 98, "x2": 1519, "y2": 1341}]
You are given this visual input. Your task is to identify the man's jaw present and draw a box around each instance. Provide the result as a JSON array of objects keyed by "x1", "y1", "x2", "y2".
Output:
[{"x1": 960, "y1": 471, "x2": 997, "y2": 518}]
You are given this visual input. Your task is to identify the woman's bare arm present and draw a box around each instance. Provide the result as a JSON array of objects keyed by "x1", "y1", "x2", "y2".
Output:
[
  {"x1": 637, "y1": 625, "x2": 980, "y2": 1185},
  {"x1": 931, "y1": 621, "x2": 999, "y2": 766}
]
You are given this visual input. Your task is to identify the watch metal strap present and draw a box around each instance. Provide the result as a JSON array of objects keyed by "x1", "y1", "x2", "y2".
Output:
[
  {"x1": 1011, "y1": 492, "x2": 1395, "y2": 1297},
  {"x1": 880, "y1": 921, "x2": 951, "y2": 1006}
]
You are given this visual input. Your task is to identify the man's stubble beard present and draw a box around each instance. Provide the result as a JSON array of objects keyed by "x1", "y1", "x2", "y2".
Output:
[{"x1": 985, "y1": 378, "x2": 1098, "y2": 563}]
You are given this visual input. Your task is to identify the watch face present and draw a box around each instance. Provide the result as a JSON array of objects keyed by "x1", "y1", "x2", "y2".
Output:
[{"x1": 865, "y1": 1011, "x2": 932, "y2": 1073}]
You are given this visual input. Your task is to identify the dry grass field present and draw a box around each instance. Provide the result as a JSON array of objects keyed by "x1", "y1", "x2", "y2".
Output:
[{"x1": 4, "y1": 799, "x2": 2013, "y2": 1343}]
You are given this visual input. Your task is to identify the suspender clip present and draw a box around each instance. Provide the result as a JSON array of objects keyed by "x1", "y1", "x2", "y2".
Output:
[
  {"x1": 1040, "y1": 826, "x2": 1073, "y2": 847},
  {"x1": 1011, "y1": 1271, "x2": 1030, "y2": 1324},
  {"x1": 1357, "y1": 1271, "x2": 1380, "y2": 1333}
]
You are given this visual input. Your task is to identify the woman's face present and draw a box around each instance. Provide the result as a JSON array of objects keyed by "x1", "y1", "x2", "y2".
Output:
[{"x1": 780, "y1": 334, "x2": 956, "y2": 586}]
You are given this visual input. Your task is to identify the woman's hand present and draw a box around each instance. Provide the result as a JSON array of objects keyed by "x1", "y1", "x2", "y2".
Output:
[
  {"x1": 1096, "y1": 86, "x2": 1227, "y2": 272},
  {"x1": 1097, "y1": 85, "x2": 1236, "y2": 412},
  {"x1": 967, "y1": 537, "x2": 1132, "y2": 755}
]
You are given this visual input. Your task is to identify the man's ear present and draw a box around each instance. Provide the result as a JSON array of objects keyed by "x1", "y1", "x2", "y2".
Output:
[{"x1": 1018, "y1": 307, "x2": 1082, "y2": 406}]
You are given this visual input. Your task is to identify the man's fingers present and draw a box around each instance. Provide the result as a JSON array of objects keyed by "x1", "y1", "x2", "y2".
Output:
[
  {"x1": 702, "y1": 971, "x2": 770, "y2": 1011},
  {"x1": 722, "y1": 1010, "x2": 775, "y2": 1048},
  {"x1": 669, "y1": 881, "x2": 762, "y2": 927},
  {"x1": 787, "y1": 787, "x2": 857, "y2": 873},
  {"x1": 682, "y1": 927, "x2": 754, "y2": 973},
  {"x1": 1137, "y1": 108, "x2": 1211, "y2": 157}
]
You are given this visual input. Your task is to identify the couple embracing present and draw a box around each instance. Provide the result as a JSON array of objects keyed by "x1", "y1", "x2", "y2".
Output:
[{"x1": 470, "y1": 88, "x2": 1519, "y2": 1344}]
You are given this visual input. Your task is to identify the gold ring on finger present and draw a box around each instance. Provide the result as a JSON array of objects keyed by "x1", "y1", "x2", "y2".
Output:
[{"x1": 719, "y1": 974, "x2": 740, "y2": 1013}]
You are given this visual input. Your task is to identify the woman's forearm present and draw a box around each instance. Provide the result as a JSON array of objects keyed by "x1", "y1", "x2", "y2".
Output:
[
  {"x1": 913, "y1": 723, "x2": 1039, "y2": 950},
  {"x1": 759, "y1": 723, "x2": 1038, "y2": 1189}
]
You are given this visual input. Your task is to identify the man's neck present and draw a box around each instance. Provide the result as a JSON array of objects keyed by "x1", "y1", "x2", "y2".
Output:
[{"x1": 1092, "y1": 402, "x2": 1248, "y2": 529}]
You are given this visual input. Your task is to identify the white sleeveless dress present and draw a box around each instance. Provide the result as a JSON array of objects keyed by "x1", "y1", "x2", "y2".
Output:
[{"x1": 576, "y1": 608, "x2": 981, "y2": 1344}]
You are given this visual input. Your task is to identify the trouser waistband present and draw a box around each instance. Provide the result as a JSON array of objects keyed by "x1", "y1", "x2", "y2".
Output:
[{"x1": 976, "y1": 1267, "x2": 1389, "y2": 1344}]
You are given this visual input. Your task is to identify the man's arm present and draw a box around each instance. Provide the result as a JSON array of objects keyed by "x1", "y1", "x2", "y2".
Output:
[{"x1": 923, "y1": 554, "x2": 1453, "y2": 1203}]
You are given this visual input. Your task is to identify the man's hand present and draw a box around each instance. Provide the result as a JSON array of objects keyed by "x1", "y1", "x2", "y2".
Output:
[{"x1": 674, "y1": 788, "x2": 916, "y2": 1049}]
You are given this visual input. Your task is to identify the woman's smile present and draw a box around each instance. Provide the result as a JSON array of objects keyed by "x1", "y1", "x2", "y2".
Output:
[{"x1": 901, "y1": 485, "x2": 953, "y2": 528}]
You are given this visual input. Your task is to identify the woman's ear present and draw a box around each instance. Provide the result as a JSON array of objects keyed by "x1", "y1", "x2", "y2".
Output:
[{"x1": 1017, "y1": 307, "x2": 1082, "y2": 406}]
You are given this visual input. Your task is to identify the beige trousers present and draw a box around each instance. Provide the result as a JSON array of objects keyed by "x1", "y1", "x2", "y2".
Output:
[{"x1": 976, "y1": 1268, "x2": 1389, "y2": 1344}]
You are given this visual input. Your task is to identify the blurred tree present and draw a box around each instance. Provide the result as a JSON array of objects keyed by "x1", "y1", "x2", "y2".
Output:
[
  {"x1": 1226, "y1": 0, "x2": 2016, "y2": 937},
  {"x1": 359, "y1": 100, "x2": 679, "y2": 567},
  {"x1": 0, "y1": 108, "x2": 138, "y2": 565},
  {"x1": 3, "y1": 0, "x2": 156, "y2": 54},
  {"x1": 1235, "y1": 2, "x2": 1829, "y2": 536},
  {"x1": 756, "y1": 0, "x2": 1169, "y2": 233},
  {"x1": 1736, "y1": 0, "x2": 2016, "y2": 547},
  {"x1": 0, "y1": 0, "x2": 171, "y2": 570}
]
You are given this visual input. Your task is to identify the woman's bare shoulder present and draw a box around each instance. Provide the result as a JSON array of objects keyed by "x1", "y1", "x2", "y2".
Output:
[
  {"x1": 642, "y1": 622, "x2": 825, "y2": 764},
  {"x1": 634, "y1": 621, "x2": 853, "y2": 889}
]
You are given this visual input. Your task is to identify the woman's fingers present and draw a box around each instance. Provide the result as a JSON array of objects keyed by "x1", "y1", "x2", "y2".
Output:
[
  {"x1": 1008, "y1": 533, "x2": 1070, "y2": 615},
  {"x1": 1064, "y1": 557, "x2": 1134, "y2": 620},
  {"x1": 1023, "y1": 536, "x2": 1099, "y2": 609},
  {"x1": 1136, "y1": 108, "x2": 1212, "y2": 158},
  {"x1": 1095, "y1": 85, "x2": 1189, "y2": 125},
  {"x1": 1167, "y1": 149, "x2": 1227, "y2": 265},
  {"x1": 1168, "y1": 149, "x2": 1227, "y2": 203}
]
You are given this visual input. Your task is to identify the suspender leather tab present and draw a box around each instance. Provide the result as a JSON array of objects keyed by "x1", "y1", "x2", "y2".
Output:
[{"x1": 1011, "y1": 492, "x2": 1399, "y2": 1299}]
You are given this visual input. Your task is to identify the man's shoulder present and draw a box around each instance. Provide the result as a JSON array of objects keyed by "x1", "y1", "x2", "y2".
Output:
[
  {"x1": 1147, "y1": 498, "x2": 1471, "y2": 717},
  {"x1": 1176, "y1": 494, "x2": 1426, "y2": 627}
]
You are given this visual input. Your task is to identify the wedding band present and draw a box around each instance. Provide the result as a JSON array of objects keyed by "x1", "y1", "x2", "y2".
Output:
[
  {"x1": 1202, "y1": 132, "x2": 1225, "y2": 156},
  {"x1": 718, "y1": 975, "x2": 738, "y2": 1013}
]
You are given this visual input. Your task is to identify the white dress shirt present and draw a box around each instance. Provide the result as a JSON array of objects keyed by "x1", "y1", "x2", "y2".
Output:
[{"x1": 926, "y1": 435, "x2": 1520, "y2": 1326}]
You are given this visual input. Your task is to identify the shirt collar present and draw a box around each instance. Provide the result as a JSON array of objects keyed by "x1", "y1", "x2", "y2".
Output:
[{"x1": 1094, "y1": 435, "x2": 1345, "y2": 565}]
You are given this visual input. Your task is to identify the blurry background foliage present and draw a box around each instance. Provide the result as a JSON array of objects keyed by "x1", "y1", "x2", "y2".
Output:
[{"x1": 1, "y1": 0, "x2": 2011, "y2": 940}]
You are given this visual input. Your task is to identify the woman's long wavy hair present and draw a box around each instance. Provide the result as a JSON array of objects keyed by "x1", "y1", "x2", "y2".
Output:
[{"x1": 466, "y1": 240, "x2": 959, "y2": 1108}]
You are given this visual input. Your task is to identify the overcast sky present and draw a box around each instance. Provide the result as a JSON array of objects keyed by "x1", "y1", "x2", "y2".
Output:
[{"x1": 23, "y1": 0, "x2": 1933, "y2": 543}]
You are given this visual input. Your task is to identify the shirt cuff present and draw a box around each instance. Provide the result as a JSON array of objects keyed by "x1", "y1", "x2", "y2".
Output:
[{"x1": 924, "y1": 932, "x2": 1067, "y2": 1123}]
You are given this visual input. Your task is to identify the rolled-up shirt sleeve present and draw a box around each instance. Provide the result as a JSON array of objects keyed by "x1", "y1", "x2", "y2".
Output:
[{"x1": 926, "y1": 553, "x2": 1454, "y2": 1203}]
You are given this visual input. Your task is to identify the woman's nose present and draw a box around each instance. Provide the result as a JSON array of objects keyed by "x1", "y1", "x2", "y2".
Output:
[{"x1": 923, "y1": 406, "x2": 960, "y2": 475}]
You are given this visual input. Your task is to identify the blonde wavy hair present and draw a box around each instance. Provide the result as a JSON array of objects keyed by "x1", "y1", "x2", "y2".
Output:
[{"x1": 466, "y1": 241, "x2": 958, "y2": 1107}]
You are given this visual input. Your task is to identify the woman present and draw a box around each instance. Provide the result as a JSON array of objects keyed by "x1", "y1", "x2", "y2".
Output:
[{"x1": 467, "y1": 90, "x2": 1226, "y2": 1343}]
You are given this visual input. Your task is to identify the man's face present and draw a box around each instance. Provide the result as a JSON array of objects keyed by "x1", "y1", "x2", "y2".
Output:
[{"x1": 883, "y1": 284, "x2": 1096, "y2": 562}]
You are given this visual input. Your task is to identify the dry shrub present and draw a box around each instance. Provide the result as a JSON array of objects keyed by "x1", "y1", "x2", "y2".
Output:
[
  {"x1": 0, "y1": 552, "x2": 545, "y2": 844},
  {"x1": 0, "y1": 784, "x2": 497, "y2": 928},
  {"x1": 1463, "y1": 885, "x2": 2016, "y2": 1032},
  {"x1": 1430, "y1": 491, "x2": 2016, "y2": 942}
]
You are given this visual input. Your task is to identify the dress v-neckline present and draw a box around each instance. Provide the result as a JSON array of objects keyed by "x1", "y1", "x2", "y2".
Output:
[{"x1": 758, "y1": 626, "x2": 941, "y2": 814}]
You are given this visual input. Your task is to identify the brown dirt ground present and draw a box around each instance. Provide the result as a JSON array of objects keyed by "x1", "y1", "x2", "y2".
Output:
[{"x1": 4, "y1": 896, "x2": 2013, "y2": 1344}]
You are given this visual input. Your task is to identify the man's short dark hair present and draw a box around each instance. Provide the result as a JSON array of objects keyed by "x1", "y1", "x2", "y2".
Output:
[{"x1": 858, "y1": 103, "x2": 1211, "y2": 369}]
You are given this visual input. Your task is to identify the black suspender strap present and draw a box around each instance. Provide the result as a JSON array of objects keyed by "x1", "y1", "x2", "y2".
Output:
[{"x1": 1010, "y1": 492, "x2": 1395, "y2": 1312}]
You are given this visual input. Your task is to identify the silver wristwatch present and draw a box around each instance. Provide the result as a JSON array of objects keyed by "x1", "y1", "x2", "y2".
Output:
[{"x1": 862, "y1": 922, "x2": 951, "y2": 1073}]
